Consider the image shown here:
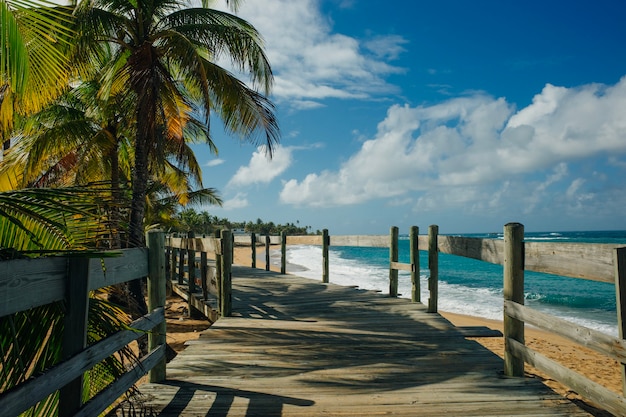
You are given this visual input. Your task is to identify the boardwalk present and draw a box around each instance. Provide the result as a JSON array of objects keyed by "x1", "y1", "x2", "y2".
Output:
[{"x1": 132, "y1": 266, "x2": 592, "y2": 416}]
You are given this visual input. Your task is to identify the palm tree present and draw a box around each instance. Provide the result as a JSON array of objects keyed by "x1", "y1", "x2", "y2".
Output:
[
  {"x1": 2, "y1": 71, "x2": 224, "y2": 244},
  {"x1": 75, "y1": 0, "x2": 279, "y2": 248},
  {"x1": 0, "y1": 185, "x2": 114, "y2": 253},
  {"x1": 74, "y1": 0, "x2": 279, "y2": 316},
  {"x1": 144, "y1": 182, "x2": 222, "y2": 232}
]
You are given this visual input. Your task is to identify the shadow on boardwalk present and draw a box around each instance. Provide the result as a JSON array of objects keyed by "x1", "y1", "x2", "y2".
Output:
[{"x1": 126, "y1": 266, "x2": 593, "y2": 416}]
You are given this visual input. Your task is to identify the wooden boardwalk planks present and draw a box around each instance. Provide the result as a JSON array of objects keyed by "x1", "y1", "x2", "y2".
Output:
[{"x1": 130, "y1": 266, "x2": 592, "y2": 416}]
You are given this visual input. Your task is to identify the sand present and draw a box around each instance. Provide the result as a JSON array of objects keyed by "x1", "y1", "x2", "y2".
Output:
[{"x1": 157, "y1": 244, "x2": 622, "y2": 416}]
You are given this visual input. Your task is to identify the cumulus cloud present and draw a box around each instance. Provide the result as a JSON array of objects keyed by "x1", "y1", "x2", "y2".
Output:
[
  {"x1": 228, "y1": 145, "x2": 293, "y2": 187},
  {"x1": 226, "y1": 0, "x2": 407, "y2": 107},
  {"x1": 280, "y1": 77, "x2": 626, "y2": 210},
  {"x1": 222, "y1": 193, "x2": 249, "y2": 210}
]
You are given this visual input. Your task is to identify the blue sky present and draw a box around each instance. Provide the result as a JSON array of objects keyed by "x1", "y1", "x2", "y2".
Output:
[{"x1": 195, "y1": 0, "x2": 626, "y2": 235}]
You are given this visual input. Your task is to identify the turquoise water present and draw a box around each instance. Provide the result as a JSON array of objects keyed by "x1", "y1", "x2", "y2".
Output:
[{"x1": 285, "y1": 230, "x2": 626, "y2": 336}]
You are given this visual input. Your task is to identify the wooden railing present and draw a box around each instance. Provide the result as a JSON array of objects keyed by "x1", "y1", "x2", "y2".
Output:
[
  {"x1": 241, "y1": 227, "x2": 437, "y2": 310},
  {"x1": 165, "y1": 229, "x2": 233, "y2": 319},
  {"x1": 498, "y1": 223, "x2": 626, "y2": 416},
  {"x1": 0, "y1": 230, "x2": 167, "y2": 417},
  {"x1": 427, "y1": 223, "x2": 626, "y2": 415}
]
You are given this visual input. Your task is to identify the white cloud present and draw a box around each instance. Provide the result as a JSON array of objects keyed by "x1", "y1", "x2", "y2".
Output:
[
  {"x1": 228, "y1": 145, "x2": 293, "y2": 187},
  {"x1": 566, "y1": 178, "x2": 585, "y2": 198},
  {"x1": 206, "y1": 158, "x2": 224, "y2": 167},
  {"x1": 280, "y1": 77, "x2": 626, "y2": 213},
  {"x1": 228, "y1": 0, "x2": 407, "y2": 107},
  {"x1": 222, "y1": 193, "x2": 249, "y2": 210},
  {"x1": 291, "y1": 100, "x2": 326, "y2": 111},
  {"x1": 502, "y1": 80, "x2": 626, "y2": 164},
  {"x1": 608, "y1": 156, "x2": 626, "y2": 169},
  {"x1": 364, "y1": 35, "x2": 409, "y2": 60}
]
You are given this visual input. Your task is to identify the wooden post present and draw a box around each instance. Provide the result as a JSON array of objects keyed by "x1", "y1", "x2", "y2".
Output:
[
  {"x1": 251, "y1": 232, "x2": 257, "y2": 268},
  {"x1": 214, "y1": 230, "x2": 222, "y2": 312},
  {"x1": 322, "y1": 229, "x2": 329, "y2": 283},
  {"x1": 503, "y1": 222, "x2": 525, "y2": 377},
  {"x1": 614, "y1": 247, "x2": 626, "y2": 396},
  {"x1": 187, "y1": 231, "x2": 196, "y2": 317},
  {"x1": 59, "y1": 257, "x2": 90, "y2": 417},
  {"x1": 389, "y1": 226, "x2": 399, "y2": 297},
  {"x1": 169, "y1": 245, "x2": 176, "y2": 295},
  {"x1": 200, "y1": 251, "x2": 208, "y2": 301},
  {"x1": 147, "y1": 230, "x2": 166, "y2": 382},
  {"x1": 265, "y1": 235, "x2": 271, "y2": 271},
  {"x1": 221, "y1": 229, "x2": 233, "y2": 316},
  {"x1": 177, "y1": 243, "x2": 185, "y2": 286},
  {"x1": 410, "y1": 226, "x2": 420, "y2": 302},
  {"x1": 281, "y1": 231, "x2": 287, "y2": 274},
  {"x1": 165, "y1": 245, "x2": 171, "y2": 294},
  {"x1": 428, "y1": 225, "x2": 439, "y2": 313}
]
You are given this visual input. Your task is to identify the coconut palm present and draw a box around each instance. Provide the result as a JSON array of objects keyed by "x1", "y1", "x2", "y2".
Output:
[
  {"x1": 144, "y1": 181, "x2": 222, "y2": 232},
  {"x1": 74, "y1": 0, "x2": 279, "y2": 317},
  {"x1": 2, "y1": 73, "x2": 224, "y2": 244},
  {"x1": 0, "y1": 184, "x2": 121, "y2": 253},
  {"x1": 2, "y1": 80, "x2": 130, "y2": 183},
  {"x1": 74, "y1": 0, "x2": 279, "y2": 249}
]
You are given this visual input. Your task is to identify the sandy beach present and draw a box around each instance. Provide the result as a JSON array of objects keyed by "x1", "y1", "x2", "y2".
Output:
[{"x1": 156, "y1": 244, "x2": 621, "y2": 416}]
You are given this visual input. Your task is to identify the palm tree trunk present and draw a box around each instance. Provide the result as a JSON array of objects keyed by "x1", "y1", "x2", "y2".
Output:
[
  {"x1": 127, "y1": 49, "x2": 160, "y2": 321},
  {"x1": 127, "y1": 130, "x2": 150, "y2": 321}
]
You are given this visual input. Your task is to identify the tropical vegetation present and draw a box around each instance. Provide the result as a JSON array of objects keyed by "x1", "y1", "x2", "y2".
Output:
[
  {"x1": 0, "y1": 0, "x2": 279, "y2": 414},
  {"x1": 0, "y1": 186, "x2": 139, "y2": 416},
  {"x1": 166, "y1": 209, "x2": 317, "y2": 236}
]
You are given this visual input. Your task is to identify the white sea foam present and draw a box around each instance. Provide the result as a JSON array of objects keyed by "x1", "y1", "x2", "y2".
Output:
[
  {"x1": 280, "y1": 245, "x2": 618, "y2": 336},
  {"x1": 284, "y1": 245, "x2": 504, "y2": 321}
]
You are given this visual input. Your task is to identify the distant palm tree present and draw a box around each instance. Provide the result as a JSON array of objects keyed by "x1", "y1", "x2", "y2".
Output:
[{"x1": 144, "y1": 182, "x2": 222, "y2": 232}]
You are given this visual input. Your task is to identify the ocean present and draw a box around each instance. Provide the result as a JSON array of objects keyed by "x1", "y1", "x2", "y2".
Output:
[{"x1": 273, "y1": 230, "x2": 626, "y2": 337}]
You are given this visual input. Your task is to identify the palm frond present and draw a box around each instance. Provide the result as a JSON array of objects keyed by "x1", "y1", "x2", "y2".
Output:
[
  {"x1": 0, "y1": 301, "x2": 65, "y2": 414},
  {"x1": 1, "y1": 0, "x2": 75, "y2": 114},
  {"x1": 202, "y1": 60, "x2": 279, "y2": 155},
  {"x1": 0, "y1": 185, "x2": 120, "y2": 253},
  {"x1": 161, "y1": 7, "x2": 273, "y2": 93}
]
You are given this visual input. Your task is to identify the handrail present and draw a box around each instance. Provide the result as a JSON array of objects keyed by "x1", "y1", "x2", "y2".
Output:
[
  {"x1": 1, "y1": 308, "x2": 164, "y2": 417},
  {"x1": 441, "y1": 223, "x2": 626, "y2": 416},
  {"x1": 0, "y1": 230, "x2": 167, "y2": 417},
  {"x1": 165, "y1": 229, "x2": 232, "y2": 318}
]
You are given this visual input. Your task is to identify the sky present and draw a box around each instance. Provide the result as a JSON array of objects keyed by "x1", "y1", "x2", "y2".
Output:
[{"x1": 194, "y1": 0, "x2": 626, "y2": 235}]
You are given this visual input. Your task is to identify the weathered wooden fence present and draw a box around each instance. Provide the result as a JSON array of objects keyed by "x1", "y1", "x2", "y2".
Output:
[
  {"x1": 498, "y1": 223, "x2": 626, "y2": 416},
  {"x1": 238, "y1": 227, "x2": 439, "y2": 311},
  {"x1": 428, "y1": 222, "x2": 626, "y2": 416},
  {"x1": 0, "y1": 230, "x2": 167, "y2": 417},
  {"x1": 236, "y1": 224, "x2": 626, "y2": 416},
  {"x1": 165, "y1": 229, "x2": 233, "y2": 319}
]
